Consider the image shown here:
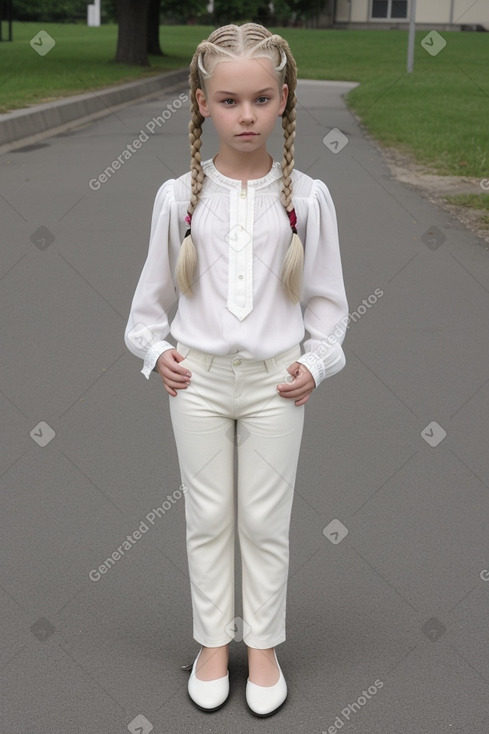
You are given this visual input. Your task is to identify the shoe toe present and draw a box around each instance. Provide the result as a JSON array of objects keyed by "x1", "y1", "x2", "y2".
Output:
[
  {"x1": 245, "y1": 657, "x2": 287, "y2": 717},
  {"x1": 188, "y1": 650, "x2": 229, "y2": 711}
]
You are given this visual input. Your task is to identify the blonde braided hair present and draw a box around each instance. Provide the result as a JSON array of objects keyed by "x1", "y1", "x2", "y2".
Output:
[{"x1": 176, "y1": 23, "x2": 303, "y2": 303}]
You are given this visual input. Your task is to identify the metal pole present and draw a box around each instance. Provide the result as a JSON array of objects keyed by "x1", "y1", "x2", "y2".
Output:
[{"x1": 407, "y1": 0, "x2": 416, "y2": 72}]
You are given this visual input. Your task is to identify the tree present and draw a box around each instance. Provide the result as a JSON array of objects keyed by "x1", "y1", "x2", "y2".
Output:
[
  {"x1": 147, "y1": 0, "x2": 163, "y2": 56},
  {"x1": 114, "y1": 0, "x2": 151, "y2": 66}
]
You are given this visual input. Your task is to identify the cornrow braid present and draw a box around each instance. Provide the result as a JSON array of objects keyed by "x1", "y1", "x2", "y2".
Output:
[{"x1": 175, "y1": 23, "x2": 304, "y2": 303}]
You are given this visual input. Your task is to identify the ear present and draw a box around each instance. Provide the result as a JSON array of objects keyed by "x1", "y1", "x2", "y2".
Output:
[
  {"x1": 195, "y1": 88, "x2": 211, "y2": 118},
  {"x1": 278, "y1": 83, "x2": 288, "y2": 116}
]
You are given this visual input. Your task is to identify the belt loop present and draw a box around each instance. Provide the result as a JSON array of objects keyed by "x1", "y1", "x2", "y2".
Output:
[{"x1": 204, "y1": 354, "x2": 214, "y2": 371}]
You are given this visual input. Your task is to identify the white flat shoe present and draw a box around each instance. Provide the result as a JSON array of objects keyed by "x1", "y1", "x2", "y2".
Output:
[
  {"x1": 246, "y1": 649, "x2": 287, "y2": 717},
  {"x1": 188, "y1": 648, "x2": 229, "y2": 712}
]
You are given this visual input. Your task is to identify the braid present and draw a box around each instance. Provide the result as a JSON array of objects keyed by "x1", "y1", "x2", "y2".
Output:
[
  {"x1": 188, "y1": 101, "x2": 205, "y2": 216},
  {"x1": 277, "y1": 39, "x2": 303, "y2": 303},
  {"x1": 174, "y1": 52, "x2": 204, "y2": 295},
  {"x1": 175, "y1": 23, "x2": 304, "y2": 302},
  {"x1": 279, "y1": 41, "x2": 297, "y2": 211}
]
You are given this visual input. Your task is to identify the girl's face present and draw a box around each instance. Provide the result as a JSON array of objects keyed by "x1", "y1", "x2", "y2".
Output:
[{"x1": 195, "y1": 56, "x2": 288, "y2": 155}]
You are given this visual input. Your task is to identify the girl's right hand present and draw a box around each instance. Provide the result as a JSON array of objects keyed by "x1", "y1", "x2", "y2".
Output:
[{"x1": 155, "y1": 349, "x2": 192, "y2": 397}]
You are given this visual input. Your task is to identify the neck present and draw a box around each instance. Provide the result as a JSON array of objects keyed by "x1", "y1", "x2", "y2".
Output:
[{"x1": 213, "y1": 144, "x2": 273, "y2": 181}]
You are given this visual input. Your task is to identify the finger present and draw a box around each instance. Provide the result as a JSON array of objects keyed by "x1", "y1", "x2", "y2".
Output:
[
  {"x1": 277, "y1": 376, "x2": 312, "y2": 395},
  {"x1": 282, "y1": 390, "x2": 313, "y2": 402},
  {"x1": 159, "y1": 369, "x2": 190, "y2": 391},
  {"x1": 163, "y1": 382, "x2": 177, "y2": 397},
  {"x1": 172, "y1": 351, "x2": 187, "y2": 363},
  {"x1": 285, "y1": 361, "x2": 301, "y2": 377},
  {"x1": 158, "y1": 351, "x2": 192, "y2": 377},
  {"x1": 277, "y1": 367, "x2": 312, "y2": 388},
  {"x1": 162, "y1": 374, "x2": 192, "y2": 394},
  {"x1": 159, "y1": 361, "x2": 191, "y2": 379},
  {"x1": 279, "y1": 382, "x2": 314, "y2": 399},
  {"x1": 163, "y1": 375, "x2": 190, "y2": 390},
  {"x1": 161, "y1": 368, "x2": 190, "y2": 384},
  {"x1": 166, "y1": 362, "x2": 192, "y2": 378}
]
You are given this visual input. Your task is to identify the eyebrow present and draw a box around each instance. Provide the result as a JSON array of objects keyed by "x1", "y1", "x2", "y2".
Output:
[{"x1": 215, "y1": 87, "x2": 276, "y2": 95}]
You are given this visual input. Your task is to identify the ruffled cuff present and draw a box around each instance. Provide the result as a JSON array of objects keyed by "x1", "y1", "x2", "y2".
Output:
[
  {"x1": 141, "y1": 340, "x2": 175, "y2": 379},
  {"x1": 297, "y1": 341, "x2": 346, "y2": 388}
]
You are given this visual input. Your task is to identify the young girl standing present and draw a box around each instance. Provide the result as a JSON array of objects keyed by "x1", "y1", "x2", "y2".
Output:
[{"x1": 125, "y1": 22, "x2": 348, "y2": 717}]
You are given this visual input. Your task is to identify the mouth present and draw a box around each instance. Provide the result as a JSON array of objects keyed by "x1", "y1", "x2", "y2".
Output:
[{"x1": 237, "y1": 132, "x2": 259, "y2": 137}]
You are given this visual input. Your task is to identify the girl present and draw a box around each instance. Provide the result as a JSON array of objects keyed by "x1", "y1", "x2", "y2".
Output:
[{"x1": 125, "y1": 22, "x2": 348, "y2": 717}]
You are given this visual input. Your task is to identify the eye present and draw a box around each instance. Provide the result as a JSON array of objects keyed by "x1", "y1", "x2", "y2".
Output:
[
  {"x1": 256, "y1": 96, "x2": 270, "y2": 104},
  {"x1": 221, "y1": 98, "x2": 236, "y2": 106}
]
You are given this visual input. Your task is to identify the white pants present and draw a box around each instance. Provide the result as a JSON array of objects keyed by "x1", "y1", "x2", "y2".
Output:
[{"x1": 169, "y1": 342, "x2": 305, "y2": 649}]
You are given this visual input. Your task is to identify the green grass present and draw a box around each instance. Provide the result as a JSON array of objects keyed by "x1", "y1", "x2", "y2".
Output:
[
  {"x1": 276, "y1": 28, "x2": 489, "y2": 177},
  {"x1": 444, "y1": 193, "x2": 489, "y2": 225},
  {"x1": 0, "y1": 23, "x2": 212, "y2": 112},
  {"x1": 1, "y1": 23, "x2": 488, "y2": 177}
]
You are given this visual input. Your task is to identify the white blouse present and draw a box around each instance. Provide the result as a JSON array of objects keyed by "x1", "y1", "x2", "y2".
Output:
[{"x1": 124, "y1": 157, "x2": 348, "y2": 387}]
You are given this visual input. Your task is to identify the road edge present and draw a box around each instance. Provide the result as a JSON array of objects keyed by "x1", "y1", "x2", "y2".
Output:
[{"x1": 0, "y1": 67, "x2": 189, "y2": 155}]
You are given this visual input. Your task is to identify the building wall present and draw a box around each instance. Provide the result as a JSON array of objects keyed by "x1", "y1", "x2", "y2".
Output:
[
  {"x1": 416, "y1": 0, "x2": 452, "y2": 24},
  {"x1": 334, "y1": 0, "x2": 489, "y2": 27},
  {"x1": 335, "y1": 0, "x2": 350, "y2": 22},
  {"x1": 351, "y1": 0, "x2": 369, "y2": 23},
  {"x1": 453, "y1": 0, "x2": 489, "y2": 26}
]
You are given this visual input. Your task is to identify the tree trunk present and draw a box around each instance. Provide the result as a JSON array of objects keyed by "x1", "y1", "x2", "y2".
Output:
[
  {"x1": 147, "y1": 0, "x2": 163, "y2": 56},
  {"x1": 115, "y1": 0, "x2": 151, "y2": 66}
]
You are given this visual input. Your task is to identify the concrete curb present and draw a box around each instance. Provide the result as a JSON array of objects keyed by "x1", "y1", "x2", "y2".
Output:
[{"x1": 0, "y1": 67, "x2": 189, "y2": 154}]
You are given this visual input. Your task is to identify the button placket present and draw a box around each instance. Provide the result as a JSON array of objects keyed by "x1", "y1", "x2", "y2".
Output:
[{"x1": 226, "y1": 184, "x2": 254, "y2": 320}]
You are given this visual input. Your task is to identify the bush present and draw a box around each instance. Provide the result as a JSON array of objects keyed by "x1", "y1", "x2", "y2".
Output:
[{"x1": 12, "y1": 0, "x2": 88, "y2": 22}]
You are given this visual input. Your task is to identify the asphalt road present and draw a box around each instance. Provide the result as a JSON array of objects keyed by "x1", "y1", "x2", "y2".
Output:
[{"x1": 1, "y1": 77, "x2": 489, "y2": 734}]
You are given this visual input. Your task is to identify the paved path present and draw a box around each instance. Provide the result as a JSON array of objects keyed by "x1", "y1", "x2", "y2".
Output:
[{"x1": 1, "y1": 78, "x2": 488, "y2": 733}]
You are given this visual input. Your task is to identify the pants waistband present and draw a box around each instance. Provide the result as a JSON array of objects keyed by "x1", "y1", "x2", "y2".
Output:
[{"x1": 176, "y1": 342, "x2": 301, "y2": 373}]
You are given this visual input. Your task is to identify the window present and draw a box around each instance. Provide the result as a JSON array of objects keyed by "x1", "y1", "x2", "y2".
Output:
[{"x1": 371, "y1": 0, "x2": 408, "y2": 19}]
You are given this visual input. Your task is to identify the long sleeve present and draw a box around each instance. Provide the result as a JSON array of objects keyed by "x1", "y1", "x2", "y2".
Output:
[
  {"x1": 124, "y1": 179, "x2": 178, "y2": 378},
  {"x1": 296, "y1": 179, "x2": 349, "y2": 387}
]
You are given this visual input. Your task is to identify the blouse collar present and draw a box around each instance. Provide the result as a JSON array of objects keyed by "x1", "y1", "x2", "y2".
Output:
[{"x1": 202, "y1": 157, "x2": 283, "y2": 190}]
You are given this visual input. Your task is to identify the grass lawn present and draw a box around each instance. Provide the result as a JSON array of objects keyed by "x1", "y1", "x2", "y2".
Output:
[
  {"x1": 0, "y1": 23, "x2": 206, "y2": 112},
  {"x1": 0, "y1": 23, "x2": 488, "y2": 177},
  {"x1": 444, "y1": 193, "x2": 489, "y2": 226}
]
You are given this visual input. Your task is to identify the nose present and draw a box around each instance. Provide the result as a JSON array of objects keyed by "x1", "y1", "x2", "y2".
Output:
[{"x1": 239, "y1": 101, "x2": 255, "y2": 124}]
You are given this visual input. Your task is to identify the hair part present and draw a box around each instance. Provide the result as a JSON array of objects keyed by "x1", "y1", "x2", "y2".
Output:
[{"x1": 176, "y1": 23, "x2": 303, "y2": 303}]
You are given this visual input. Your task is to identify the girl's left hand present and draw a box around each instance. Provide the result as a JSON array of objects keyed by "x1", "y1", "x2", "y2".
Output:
[{"x1": 277, "y1": 362, "x2": 315, "y2": 406}]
